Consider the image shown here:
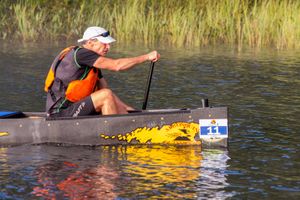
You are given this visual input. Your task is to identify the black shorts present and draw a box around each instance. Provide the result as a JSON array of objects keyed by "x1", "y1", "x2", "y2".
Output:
[{"x1": 50, "y1": 96, "x2": 98, "y2": 117}]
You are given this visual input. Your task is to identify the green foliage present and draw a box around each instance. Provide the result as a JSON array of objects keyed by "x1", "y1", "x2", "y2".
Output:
[{"x1": 0, "y1": 0, "x2": 299, "y2": 48}]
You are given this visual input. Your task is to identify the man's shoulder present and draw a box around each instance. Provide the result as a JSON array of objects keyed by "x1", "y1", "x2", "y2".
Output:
[
  {"x1": 76, "y1": 46, "x2": 93, "y2": 53},
  {"x1": 74, "y1": 46, "x2": 100, "y2": 67},
  {"x1": 75, "y1": 47, "x2": 98, "y2": 57}
]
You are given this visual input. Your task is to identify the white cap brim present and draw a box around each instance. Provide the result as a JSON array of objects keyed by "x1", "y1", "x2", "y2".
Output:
[{"x1": 96, "y1": 36, "x2": 116, "y2": 44}]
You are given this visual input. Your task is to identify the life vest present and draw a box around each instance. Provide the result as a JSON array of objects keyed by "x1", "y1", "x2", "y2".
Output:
[{"x1": 44, "y1": 46, "x2": 99, "y2": 103}]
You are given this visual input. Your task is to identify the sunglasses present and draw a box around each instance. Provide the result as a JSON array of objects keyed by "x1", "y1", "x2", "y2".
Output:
[{"x1": 94, "y1": 31, "x2": 110, "y2": 38}]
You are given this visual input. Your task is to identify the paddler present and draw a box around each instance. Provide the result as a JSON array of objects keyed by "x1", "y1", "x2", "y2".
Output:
[{"x1": 45, "y1": 26, "x2": 160, "y2": 117}]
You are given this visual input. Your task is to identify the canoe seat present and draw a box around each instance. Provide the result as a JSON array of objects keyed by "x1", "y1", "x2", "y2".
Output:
[{"x1": 0, "y1": 111, "x2": 25, "y2": 119}]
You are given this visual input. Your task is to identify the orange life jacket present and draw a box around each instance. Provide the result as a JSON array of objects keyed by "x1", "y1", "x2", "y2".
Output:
[{"x1": 44, "y1": 46, "x2": 99, "y2": 103}]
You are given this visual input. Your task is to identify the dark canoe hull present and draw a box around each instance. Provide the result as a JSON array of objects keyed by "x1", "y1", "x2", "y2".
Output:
[{"x1": 0, "y1": 107, "x2": 228, "y2": 148}]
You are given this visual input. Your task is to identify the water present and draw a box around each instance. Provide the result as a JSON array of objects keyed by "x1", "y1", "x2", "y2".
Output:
[{"x1": 0, "y1": 41, "x2": 300, "y2": 199}]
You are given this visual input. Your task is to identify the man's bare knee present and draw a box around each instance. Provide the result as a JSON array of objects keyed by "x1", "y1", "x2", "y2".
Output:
[
  {"x1": 92, "y1": 89, "x2": 114, "y2": 101},
  {"x1": 91, "y1": 89, "x2": 116, "y2": 111}
]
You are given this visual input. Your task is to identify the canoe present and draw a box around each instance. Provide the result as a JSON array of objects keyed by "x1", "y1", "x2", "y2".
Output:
[{"x1": 0, "y1": 106, "x2": 228, "y2": 147}]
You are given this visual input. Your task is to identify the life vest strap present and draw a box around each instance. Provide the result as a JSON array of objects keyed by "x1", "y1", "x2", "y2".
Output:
[{"x1": 49, "y1": 89, "x2": 57, "y2": 102}]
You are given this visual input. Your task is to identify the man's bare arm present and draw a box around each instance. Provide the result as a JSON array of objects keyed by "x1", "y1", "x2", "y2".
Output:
[{"x1": 93, "y1": 51, "x2": 160, "y2": 71}]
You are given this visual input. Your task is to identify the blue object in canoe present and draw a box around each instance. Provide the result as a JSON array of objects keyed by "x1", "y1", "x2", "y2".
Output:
[{"x1": 0, "y1": 111, "x2": 25, "y2": 119}]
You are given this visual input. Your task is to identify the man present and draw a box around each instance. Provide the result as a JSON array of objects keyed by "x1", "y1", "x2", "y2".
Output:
[{"x1": 45, "y1": 26, "x2": 160, "y2": 117}]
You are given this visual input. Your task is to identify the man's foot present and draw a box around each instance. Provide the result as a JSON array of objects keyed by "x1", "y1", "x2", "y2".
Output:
[{"x1": 126, "y1": 106, "x2": 135, "y2": 111}]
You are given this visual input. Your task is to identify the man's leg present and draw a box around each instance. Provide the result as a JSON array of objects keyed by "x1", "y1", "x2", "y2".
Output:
[
  {"x1": 91, "y1": 89, "x2": 118, "y2": 115},
  {"x1": 53, "y1": 96, "x2": 98, "y2": 117},
  {"x1": 112, "y1": 93, "x2": 135, "y2": 113}
]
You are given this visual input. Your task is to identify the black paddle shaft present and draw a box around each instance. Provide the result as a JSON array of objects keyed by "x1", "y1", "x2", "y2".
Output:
[{"x1": 142, "y1": 62, "x2": 155, "y2": 110}]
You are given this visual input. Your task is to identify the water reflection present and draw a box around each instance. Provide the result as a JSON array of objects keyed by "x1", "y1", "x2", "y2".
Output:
[
  {"x1": 0, "y1": 145, "x2": 231, "y2": 199},
  {"x1": 118, "y1": 146, "x2": 203, "y2": 199},
  {"x1": 197, "y1": 149, "x2": 233, "y2": 199},
  {"x1": 32, "y1": 162, "x2": 118, "y2": 199}
]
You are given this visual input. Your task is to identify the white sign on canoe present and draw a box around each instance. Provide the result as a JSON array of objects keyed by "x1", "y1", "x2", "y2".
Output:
[{"x1": 199, "y1": 119, "x2": 228, "y2": 139}]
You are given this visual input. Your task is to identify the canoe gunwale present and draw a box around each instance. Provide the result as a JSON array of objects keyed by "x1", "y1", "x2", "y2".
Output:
[{"x1": 45, "y1": 108, "x2": 192, "y2": 121}]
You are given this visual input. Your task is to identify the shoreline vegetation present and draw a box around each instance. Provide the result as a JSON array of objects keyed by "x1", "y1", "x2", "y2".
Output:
[{"x1": 1, "y1": 0, "x2": 299, "y2": 49}]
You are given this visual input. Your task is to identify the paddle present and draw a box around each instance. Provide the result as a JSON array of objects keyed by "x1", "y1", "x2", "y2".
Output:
[{"x1": 142, "y1": 61, "x2": 155, "y2": 110}]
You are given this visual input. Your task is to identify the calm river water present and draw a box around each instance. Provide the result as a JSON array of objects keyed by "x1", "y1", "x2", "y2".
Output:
[{"x1": 0, "y1": 41, "x2": 299, "y2": 199}]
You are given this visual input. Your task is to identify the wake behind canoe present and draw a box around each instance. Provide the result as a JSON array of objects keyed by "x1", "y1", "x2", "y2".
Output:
[{"x1": 0, "y1": 107, "x2": 228, "y2": 147}]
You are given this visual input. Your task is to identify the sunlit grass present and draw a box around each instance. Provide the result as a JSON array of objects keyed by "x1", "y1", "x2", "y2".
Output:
[{"x1": 1, "y1": 0, "x2": 299, "y2": 49}]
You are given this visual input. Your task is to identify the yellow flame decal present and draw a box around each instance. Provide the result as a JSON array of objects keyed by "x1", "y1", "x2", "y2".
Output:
[
  {"x1": 0, "y1": 132, "x2": 9, "y2": 137},
  {"x1": 100, "y1": 122, "x2": 200, "y2": 145}
]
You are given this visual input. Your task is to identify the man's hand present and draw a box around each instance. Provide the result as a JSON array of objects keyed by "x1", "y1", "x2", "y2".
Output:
[{"x1": 147, "y1": 51, "x2": 160, "y2": 62}]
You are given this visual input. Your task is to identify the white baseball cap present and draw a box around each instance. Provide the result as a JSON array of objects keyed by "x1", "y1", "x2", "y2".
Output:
[{"x1": 78, "y1": 26, "x2": 116, "y2": 44}]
